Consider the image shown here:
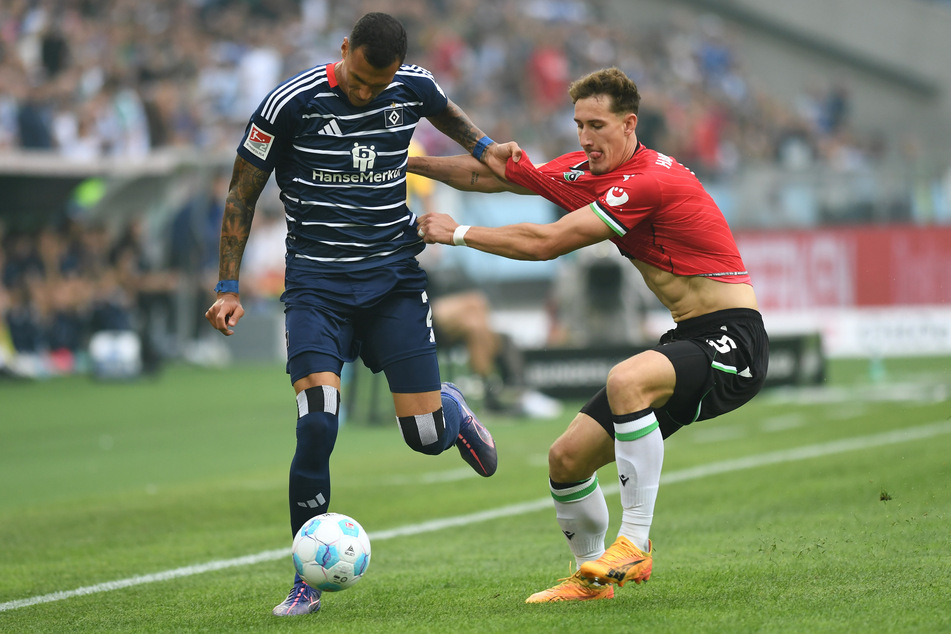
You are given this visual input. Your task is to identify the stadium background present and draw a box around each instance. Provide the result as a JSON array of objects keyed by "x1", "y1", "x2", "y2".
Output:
[
  {"x1": 1, "y1": 2, "x2": 950, "y2": 630},
  {"x1": 1, "y1": 0, "x2": 951, "y2": 382}
]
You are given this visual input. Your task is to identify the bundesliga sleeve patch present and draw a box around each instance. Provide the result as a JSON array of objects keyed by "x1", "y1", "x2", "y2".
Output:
[{"x1": 243, "y1": 123, "x2": 274, "y2": 161}]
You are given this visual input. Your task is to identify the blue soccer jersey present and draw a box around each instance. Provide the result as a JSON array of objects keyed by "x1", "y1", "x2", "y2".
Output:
[{"x1": 237, "y1": 61, "x2": 449, "y2": 273}]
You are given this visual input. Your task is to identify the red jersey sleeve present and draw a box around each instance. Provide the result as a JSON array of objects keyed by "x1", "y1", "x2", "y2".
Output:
[
  {"x1": 504, "y1": 153, "x2": 596, "y2": 212},
  {"x1": 588, "y1": 176, "x2": 663, "y2": 235}
]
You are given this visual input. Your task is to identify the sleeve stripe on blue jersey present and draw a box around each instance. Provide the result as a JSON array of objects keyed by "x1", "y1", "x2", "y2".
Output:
[
  {"x1": 266, "y1": 77, "x2": 326, "y2": 125},
  {"x1": 396, "y1": 67, "x2": 442, "y2": 92},
  {"x1": 398, "y1": 65, "x2": 435, "y2": 80},
  {"x1": 261, "y1": 66, "x2": 327, "y2": 123}
]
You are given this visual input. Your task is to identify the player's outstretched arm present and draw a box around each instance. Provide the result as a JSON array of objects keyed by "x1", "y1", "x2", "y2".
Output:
[
  {"x1": 205, "y1": 155, "x2": 269, "y2": 336},
  {"x1": 408, "y1": 153, "x2": 525, "y2": 194},
  {"x1": 418, "y1": 205, "x2": 615, "y2": 261}
]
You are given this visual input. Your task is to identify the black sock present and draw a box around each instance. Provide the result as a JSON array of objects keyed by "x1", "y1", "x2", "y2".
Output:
[{"x1": 289, "y1": 387, "x2": 340, "y2": 536}]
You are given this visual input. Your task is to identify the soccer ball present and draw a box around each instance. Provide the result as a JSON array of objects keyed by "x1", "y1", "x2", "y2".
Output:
[{"x1": 292, "y1": 512, "x2": 371, "y2": 591}]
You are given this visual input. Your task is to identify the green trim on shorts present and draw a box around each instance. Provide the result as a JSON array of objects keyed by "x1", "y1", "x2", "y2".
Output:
[{"x1": 711, "y1": 360, "x2": 738, "y2": 374}]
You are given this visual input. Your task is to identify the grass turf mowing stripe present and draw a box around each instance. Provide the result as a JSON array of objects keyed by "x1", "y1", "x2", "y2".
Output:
[{"x1": 3, "y1": 419, "x2": 949, "y2": 612}]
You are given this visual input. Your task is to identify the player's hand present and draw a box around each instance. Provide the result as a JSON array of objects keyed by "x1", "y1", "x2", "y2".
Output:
[
  {"x1": 483, "y1": 141, "x2": 522, "y2": 180},
  {"x1": 417, "y1": 213, "x2": 458, "y2": 245},
  {"x1": 205, "y1": 293, "x2": 245, "y2": 336}
]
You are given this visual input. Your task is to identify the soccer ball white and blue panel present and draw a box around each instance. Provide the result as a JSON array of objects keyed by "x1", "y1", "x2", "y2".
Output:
[{"x1": 292, "y1": 512, "x2": 371, "y2": 591}]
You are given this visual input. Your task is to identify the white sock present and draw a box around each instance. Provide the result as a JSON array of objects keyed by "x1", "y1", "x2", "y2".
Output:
[
  {"x1": 614, "y1": 411, "x2": 664, "y2": 553},
  {"x1": 549, "y1": 475, "x2": 609, "y2": 565}
]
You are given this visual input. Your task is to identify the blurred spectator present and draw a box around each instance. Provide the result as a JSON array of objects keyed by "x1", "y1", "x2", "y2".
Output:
[
  {"x1": 0, "y1": 0, "x2": 945, "y2": 380},
  {"x1": 110, "y1": 218, "x2": 179, "y2": 373},
  {"x1": 0, "y1": 0, "x2": 895, "y2": 170},
  {"x1": 525, "y1": 31, "x2": 571, "y2": 116},
  {"x1": 16, "y1": 83, "x2": 55, "y2": 149}
]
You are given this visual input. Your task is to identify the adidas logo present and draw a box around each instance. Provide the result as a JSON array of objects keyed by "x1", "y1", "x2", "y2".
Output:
[
  {"x1": 318, "y1": 119, "x2": 343, "y2": 136},
  {"x1": 297, "y1": 492, "x2": 327, "y2": 508}
]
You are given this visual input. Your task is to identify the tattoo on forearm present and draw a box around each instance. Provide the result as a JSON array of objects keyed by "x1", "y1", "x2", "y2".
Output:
[
  {"x1": 469, "y1": 172, "x2": 480, "y2": 186},
  {"x1": 430, "y1": 100, "x2": 482, "y2": 153},
  {"x1": 411, "y1": 160, "x2": 435, "y2": 179},
  {"x1": 219, "y1": 159, "x2": 269, "y2": 279}
]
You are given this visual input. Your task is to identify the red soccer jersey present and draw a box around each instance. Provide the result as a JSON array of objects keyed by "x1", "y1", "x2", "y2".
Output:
[{"x1": 505, "y1": 145, "x2": 751, "y2": 284}]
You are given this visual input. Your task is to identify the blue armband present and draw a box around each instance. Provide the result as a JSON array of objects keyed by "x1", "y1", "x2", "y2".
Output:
[
  {"x1": 472, "y1": 135, "x2": 494, "y2": 162},
  {"x1": 214, "y1": 280, "x2": 239, "y2": 294}
]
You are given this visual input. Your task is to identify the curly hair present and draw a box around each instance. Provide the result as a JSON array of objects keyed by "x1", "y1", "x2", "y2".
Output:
[
  {"x1": 568, "y1": 67, "x2": 640, "y2": 116},
  {"x1": 349, "y1": 12, "x2": 408, "y2": 68}
]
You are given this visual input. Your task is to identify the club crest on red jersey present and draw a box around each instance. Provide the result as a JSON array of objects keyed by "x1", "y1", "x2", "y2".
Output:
[{"x1": 605, "y1": 187, "x2": 629, "y2": 207}]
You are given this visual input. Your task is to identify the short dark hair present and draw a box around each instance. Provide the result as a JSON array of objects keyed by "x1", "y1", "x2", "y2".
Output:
[
  {"x1": 568, "y1": 67, "x2": 640, "y2": 116},
  {"x1": 349, "y1": 12, "x2": 408, "y2": 68}
]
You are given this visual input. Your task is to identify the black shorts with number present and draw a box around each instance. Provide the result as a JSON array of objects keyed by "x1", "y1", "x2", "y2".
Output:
[{"x1": 581, "y1": 308, "x2": 769, "y2": 439}]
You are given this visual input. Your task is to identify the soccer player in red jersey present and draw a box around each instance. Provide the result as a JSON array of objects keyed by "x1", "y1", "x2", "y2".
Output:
[{"x1": 410, "y1": 67, "x2": 769, "y2": 602}]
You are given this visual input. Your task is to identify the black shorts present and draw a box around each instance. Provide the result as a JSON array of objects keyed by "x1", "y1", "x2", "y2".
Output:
[{"x1": 580, "y1": 308, "x2": 769, "y2": 439}]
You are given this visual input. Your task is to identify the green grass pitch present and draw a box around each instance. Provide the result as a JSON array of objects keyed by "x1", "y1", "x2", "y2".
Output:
[{"x1": 1, "y1": 356, "x2": 949, "y2": 632}]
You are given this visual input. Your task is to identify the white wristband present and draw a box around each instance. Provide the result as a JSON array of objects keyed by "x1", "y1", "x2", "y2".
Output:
[{"x1": 452, "y1": 225, "x2": 471, "y2": 247}]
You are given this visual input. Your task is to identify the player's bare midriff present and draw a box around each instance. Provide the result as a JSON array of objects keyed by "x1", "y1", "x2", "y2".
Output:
[{"x1": 630, "y1": 258, "x2": 759, "y2": 322}]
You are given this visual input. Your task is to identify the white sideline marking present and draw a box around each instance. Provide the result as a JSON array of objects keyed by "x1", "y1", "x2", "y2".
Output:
[
  {"x1": 383, "y1": 467, "x2": 476, "y2": 485},
  {"x1": 3, "y1": 420, "x2": 950, "y2": 612}
]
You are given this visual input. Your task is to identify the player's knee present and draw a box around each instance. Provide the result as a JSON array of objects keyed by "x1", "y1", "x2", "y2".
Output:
[
  {"x1": 605, "y1": 363, "x2": 633, "y2": 399},
  {"x1": 295, "y1": 386, "x2": 340, "y2": 441},
  {"x1": 397, "y1": 409, "x2": 447, "y2": 455},
  {"x1": 297, "y1": 385, "x2": 340, "y2": 418},
  {"x1": 606, "y1": 362, "x2": 656, "y2": 408},
  {"x1": 548, "y1": 438, "x2": 584, "y2": 481},
  {"x1": 462, "y1": 292, "x2": 491, "y2": 320}
]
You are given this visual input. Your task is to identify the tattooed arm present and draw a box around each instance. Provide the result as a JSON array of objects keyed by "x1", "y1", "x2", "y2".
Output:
[
  {"x1": 205, "y1": 155, "x2": 271, "y2": 335},
  {"x1": 426, "y1": 99, "x2": 523, "y2": 181},
  {"x1": 425, "y1": 100, "x2": 486, "y2": 155},
  {"x1": 217, "y1": 156, "x2": 269, "y2": 281}
]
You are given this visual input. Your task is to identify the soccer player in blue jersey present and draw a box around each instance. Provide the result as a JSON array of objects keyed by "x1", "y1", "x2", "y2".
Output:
[{"x1": 204, "y1": 12, "x2": 505, "y2": 616}]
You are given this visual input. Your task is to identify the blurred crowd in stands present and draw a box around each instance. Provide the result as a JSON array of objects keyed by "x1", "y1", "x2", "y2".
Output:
[
  {"x1": 0, "y1": 0, "x2": 900, "y2": 173},
  {"x1": 0, "y1": 180, "x2": 225, "y2": 378},
  {"x1": 0, "y1": 0, "x2": 944, "y2": 377}
]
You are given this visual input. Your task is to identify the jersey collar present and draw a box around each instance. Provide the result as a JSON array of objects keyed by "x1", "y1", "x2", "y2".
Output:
[{"x1": 326, "y1": 62, "x2": 339, "y2": 88}]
